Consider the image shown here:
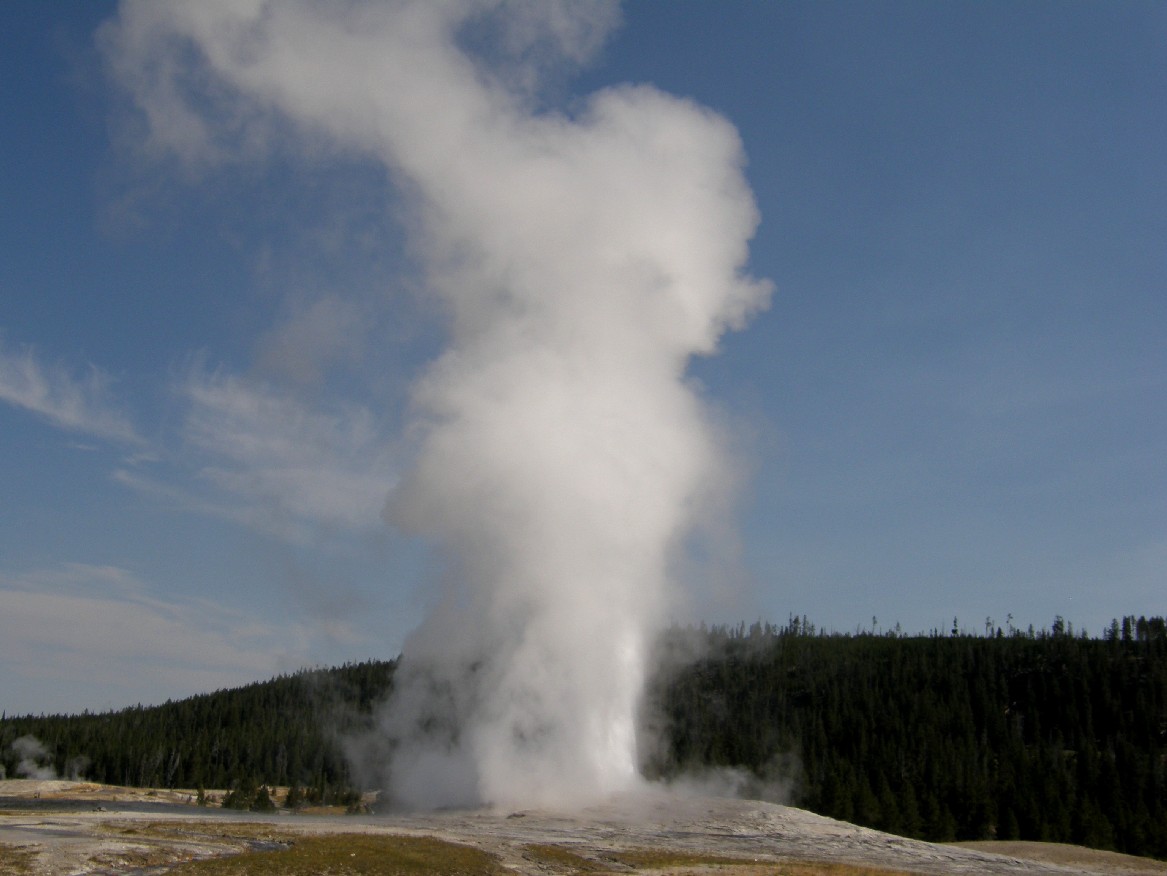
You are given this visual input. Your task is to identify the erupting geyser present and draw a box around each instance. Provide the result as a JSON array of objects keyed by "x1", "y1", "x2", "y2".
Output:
[{"x1": 106, "y1": 0, "x2": 771, "y2": 809}]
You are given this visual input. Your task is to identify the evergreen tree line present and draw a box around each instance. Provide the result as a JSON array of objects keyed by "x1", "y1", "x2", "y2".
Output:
[
  {"x1": 2, "y1": 618, "x2": 1164, "y2": 857},
  {"x1": 644, "y1": 616, "x2": 1167, "y2": 858},
  {"x1": 0, "y1": 660, "x2": 394, "y2": 805}
]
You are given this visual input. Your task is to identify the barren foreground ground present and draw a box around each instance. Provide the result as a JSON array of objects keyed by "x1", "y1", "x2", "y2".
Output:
[{"x1": 2, "y1": 780, "x2": 1165, "y2": 876}]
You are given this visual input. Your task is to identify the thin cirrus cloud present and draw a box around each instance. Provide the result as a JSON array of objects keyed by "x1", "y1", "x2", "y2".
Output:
[
  {"x1": 0, "y1": 562, "x2": 319, "y2": 714},
  {"x1": 178, "y1": 369, "x2": 397, "y2": 536},
  {"x1": 0, "y1": 331, "x2": 396, "y2": 545},
  {"x1": 109, "y1": 466, "x2": 321, "y2": 547},
  {"x1": 0, "y1": 338, "x2": 140, "y2": 445}
]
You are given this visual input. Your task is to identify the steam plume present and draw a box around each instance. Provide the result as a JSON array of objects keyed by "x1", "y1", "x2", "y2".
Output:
[
  {"x1": 105, "y1": 0, "x2": 771, "y2": 809},
  {"x1": 10, "y1": 735, "x2": 56, "y2": 780}
]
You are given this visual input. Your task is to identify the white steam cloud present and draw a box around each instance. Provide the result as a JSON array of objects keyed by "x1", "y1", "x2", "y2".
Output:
[
  {"x1": 10, "y1": 735, "x2": 57, "y2": 780},
  {"x1": 104, "y1": 0, "x2": 771, "y2": 809}
]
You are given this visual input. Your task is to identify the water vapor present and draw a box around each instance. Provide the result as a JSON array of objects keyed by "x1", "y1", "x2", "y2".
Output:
[
  {"x1": 104, "y1": 0, "x2": 771, "y2": 809},
  {"x1": 9, "y1": 735, "x2": 57, "y2": 780}
]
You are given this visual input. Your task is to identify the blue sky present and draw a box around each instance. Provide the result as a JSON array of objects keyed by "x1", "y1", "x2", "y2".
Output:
[{"x1": 2, "y1": 1, "x2": 1165, "y2": 716}]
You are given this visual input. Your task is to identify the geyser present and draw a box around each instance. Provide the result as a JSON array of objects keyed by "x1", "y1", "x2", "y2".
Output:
[{"x1": 105, "y1": 0, "x2": 771, "y2": 809}]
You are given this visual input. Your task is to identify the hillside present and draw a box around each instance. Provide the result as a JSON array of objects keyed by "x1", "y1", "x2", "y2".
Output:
[
  {"x1": 0, "y1": 659, "x2": 394, "y2": 805},
  {"x1": 647, "y1": 617, "x2": 1167, "y2": 858},
  {"x1": 2, "y1": 617, "x2": 1164, "y2": 858}
]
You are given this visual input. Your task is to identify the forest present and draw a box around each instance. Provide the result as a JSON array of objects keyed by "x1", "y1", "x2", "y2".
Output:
[
  {"x1": 2, "y1": 616, "x2": 1165, "y2": 858},
  {"x1": 646, "y1": 615, "x2": 1167, "y2": 858},
  {"x1": 0, "y1": 660, "x2": 394, "y2": 808}
]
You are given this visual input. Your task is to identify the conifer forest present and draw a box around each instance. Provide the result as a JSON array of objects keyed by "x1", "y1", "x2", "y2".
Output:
[{"x1": 2, "y1": 616, "x2": 1164, "y2": 859}]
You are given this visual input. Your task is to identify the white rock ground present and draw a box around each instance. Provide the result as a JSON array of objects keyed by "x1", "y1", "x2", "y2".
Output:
[{"x1": 2, "y1": 780, "x2": 1165, "y2": 876}]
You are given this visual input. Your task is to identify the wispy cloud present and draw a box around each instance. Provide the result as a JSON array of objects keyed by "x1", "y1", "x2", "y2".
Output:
[
  {"x1": 111, "y1": 466, "x2": 318, "y2": 545},
  {"x1": 0, "y1": 338, "x2": 140, "y2": 444},
  {"x1": 178, "y1": 368, "x2": 396, "y2": 536},
  {"x1": 0, "y1": 336, "x2": 399, "y2": 546},
  {"x1": 0, "y1": 562, "x2": 332, "y2": 714}
]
